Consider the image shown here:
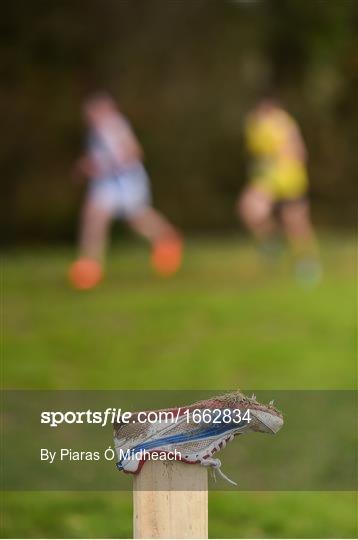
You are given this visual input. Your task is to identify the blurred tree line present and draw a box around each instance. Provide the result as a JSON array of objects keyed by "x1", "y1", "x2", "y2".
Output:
[{"x1": 1, "y1": 0, "x2": 357, "y2": 243}]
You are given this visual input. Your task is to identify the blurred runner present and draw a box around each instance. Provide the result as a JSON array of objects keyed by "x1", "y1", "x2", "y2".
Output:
[
  {"x1": 69, "y1": 92, "x2": 182, "y2": 289},
  {"x1": 237, "y1": 97, "x2": 322, "y2": 284}
]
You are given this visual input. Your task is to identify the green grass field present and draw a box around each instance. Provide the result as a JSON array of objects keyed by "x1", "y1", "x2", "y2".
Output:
[{"x1": 2, "y1": 235, "x2": 357, "y2": 538}]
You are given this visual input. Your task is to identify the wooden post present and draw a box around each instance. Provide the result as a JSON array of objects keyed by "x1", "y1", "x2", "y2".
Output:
[{"x1": 133, "y1": 460, "x2": 208, "y2": 539}]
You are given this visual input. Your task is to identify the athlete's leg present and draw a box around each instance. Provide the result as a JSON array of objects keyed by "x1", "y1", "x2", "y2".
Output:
[
  {"x1": 280, "y1": 199, "x2": 321, "y2": 283},
  {"x1": 127, "y1": 206, "x2": 182, "y2": 276},
  {"x1": 280, "y1": 200, "x2": 318, "y2": 257},
  {"x1": 79, "y1": 197, "x2": 113, "y2": 262},
  {"x1": 237, "y1": 187, "x2": 276, "y2": 239},
  {"x1": 127, "y1": 206, "x2": 181, "y2": 244}
]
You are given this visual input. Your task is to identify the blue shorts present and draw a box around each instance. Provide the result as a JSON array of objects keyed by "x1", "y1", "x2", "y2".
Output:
[{"x1": 88, "y1": 163, "x2": 152, "y2": 218}]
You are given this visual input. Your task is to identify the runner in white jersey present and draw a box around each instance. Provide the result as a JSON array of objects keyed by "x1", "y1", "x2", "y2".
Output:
[{"x1": 69, "y1": 93, "x2": 182, "y2": 289}]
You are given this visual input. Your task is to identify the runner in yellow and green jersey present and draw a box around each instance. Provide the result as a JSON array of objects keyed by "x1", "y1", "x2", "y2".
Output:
[{"x1": 237, "y1": 98, "x2": 321, "y2": 284}]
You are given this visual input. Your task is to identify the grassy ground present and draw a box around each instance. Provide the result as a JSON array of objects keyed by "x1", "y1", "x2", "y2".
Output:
[{"x1": 2, "y1": 235, "x2": 357, "y2": 538}]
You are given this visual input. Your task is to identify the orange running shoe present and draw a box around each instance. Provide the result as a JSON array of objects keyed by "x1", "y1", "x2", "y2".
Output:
[
  {"x1": 151, "y1": 237, "x2": 183, "y2": 277},
  {"x1": 68, "y1": 258, "x2": 103, "y2": 290}
]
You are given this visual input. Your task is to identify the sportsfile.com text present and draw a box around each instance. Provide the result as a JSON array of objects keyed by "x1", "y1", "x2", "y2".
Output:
[{"x1": 40, "y1": 408, "x2": 252, "y2": 427}]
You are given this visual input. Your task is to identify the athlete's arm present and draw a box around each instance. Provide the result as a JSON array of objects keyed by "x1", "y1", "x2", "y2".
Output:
[
  {"x1": 73, "y1": 155, "x2": 99, "y2": 182},
  {"x1": 284, "y1": 124, "x2": 307, "y2": 162},
  {"x1": 102, "y1": 118, "x2": 144, "y2": 166},
  {"x1": 118, "y1": 129, "x2": 144, "y2": 164}
]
